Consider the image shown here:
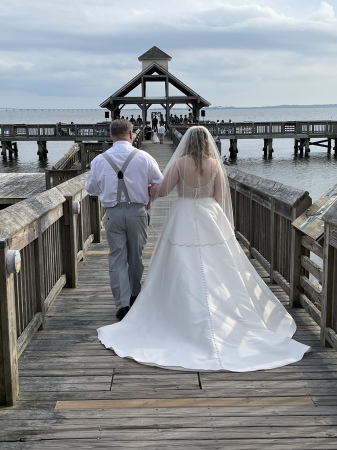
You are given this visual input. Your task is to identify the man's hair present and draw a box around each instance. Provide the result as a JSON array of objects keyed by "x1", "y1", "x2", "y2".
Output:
[{"x1": 110, "y1": 119, "x2": 133, "y2": 137}]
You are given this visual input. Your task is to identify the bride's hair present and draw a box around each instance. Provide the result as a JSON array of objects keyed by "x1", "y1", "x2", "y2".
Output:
[
  {"x1": 183, "y1": 127, "x2": 212, "y2": 175},
  {"x1": 149, "y1": 124, "x2": 234, "y2": 236}
]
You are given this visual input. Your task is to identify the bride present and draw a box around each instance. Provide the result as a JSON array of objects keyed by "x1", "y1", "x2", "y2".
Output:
[{"x1": 98, "y1": 126, "x2": 310, "y2": 372}]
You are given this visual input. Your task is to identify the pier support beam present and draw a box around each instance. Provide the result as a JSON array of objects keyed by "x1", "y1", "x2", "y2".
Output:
[
  {"x1": 299, "y1": 138, "x2": 310, "y2": 157},
  {"x1": 37, "y1": 141, "x2": 48, "y2": 161},
  {"x1": 294, "y1": 138, "x2": 310, "y2": 157},
  {"x1": 1, "y1": 142, "x2": 18, "y2": 161},
  {"x1": 229, "y1": 139, "x2": 238, "y2": 159},
  {"x1": 294, "y1": 139, "x2": 299, "y2": 156},
  {"x1": 262, "y1": 138, "x2": 273, "y2": 159}
]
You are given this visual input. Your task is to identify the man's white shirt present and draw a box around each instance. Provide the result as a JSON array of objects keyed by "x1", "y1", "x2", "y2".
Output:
[{"x1": 85, "y1": 141, "x2": 163, "y2": 207}]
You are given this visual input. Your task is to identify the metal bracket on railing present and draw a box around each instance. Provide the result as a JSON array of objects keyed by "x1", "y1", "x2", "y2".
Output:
[
  {"x1": 73, "y1": 201, "x2": 81, "y2": 215},
  {"x1": 6, "y1": 250, "x2": 21, "y2": 274}
]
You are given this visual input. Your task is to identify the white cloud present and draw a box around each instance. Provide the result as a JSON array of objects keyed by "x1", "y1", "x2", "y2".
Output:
[
  {"x1": 310, "y1": 1, "x2": 335, "y2": 21},
  {"x1": 0, "y1": 1, "x2": 337, "y2": 108}
]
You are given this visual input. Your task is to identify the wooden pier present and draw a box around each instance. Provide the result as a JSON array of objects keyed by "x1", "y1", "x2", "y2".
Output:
[
  {"x1": 1, "y1": 120, "x2": 337, "y2": 162},
  {"x1": 1, "y1": 139, "x2": 337, "y2": 448}
]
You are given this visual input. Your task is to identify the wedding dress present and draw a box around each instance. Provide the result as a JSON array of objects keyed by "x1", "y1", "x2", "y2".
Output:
[{"x1": 98, "y1": 127, "x2": 310, "y2": 372}]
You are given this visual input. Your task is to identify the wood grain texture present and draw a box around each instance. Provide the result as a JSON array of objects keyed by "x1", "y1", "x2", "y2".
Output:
[{"x1": 1, "y1": 138, "x2": 337, "y2": 447}]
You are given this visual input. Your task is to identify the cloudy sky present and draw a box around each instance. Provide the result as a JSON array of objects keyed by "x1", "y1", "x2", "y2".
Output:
[{"x1": 1, "y1": 0, "x2": 337, "y2": 109}]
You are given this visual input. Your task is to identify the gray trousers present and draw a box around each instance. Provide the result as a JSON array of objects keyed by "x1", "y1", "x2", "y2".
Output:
[{"x1": 105, "y1": 203, "x2": 148, "y2": 309}]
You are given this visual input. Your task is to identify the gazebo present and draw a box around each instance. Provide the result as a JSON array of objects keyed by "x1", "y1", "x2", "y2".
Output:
[{"x1": 100, "y1": 46, "x2": 210, "y2": 124}]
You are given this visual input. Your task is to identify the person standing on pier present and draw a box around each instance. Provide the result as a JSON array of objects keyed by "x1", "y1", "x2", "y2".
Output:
[
  {"x1": 158, "y1": 124, "x2": 166, "y2": 144},
  {"x1": 152, "y1": 114, "x2": 158, "y2": 132},
  {"x1": 85, "y1": 119, "x2": 163, "y2": 321}
]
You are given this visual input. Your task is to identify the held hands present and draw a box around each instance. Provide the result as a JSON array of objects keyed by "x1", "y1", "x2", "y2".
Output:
[{"x1": 146, "y1": 184, "x2": 153, "y2": 210}]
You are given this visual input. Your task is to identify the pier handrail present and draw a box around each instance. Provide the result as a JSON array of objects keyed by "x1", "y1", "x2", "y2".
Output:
[
  {"x1": 321, "y1": 202, "x2": 337, "y2": 348},
  {"x1": 226, "y1": 167, "x2": 312, "y2": 296},
  {"x1": 170, "y1": 120, "x2": 337, "y2": 138},
  {"x1": 0, "y1": 173, "x2": 102, "y2": 405},
  {"x1": 0, "y1": 123, "x2": 144, "y2": 142}
]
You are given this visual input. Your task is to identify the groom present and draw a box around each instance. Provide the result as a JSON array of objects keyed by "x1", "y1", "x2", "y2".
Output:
[{"x1": 85, "y1": 119, "x2": 163, "y2": 320}]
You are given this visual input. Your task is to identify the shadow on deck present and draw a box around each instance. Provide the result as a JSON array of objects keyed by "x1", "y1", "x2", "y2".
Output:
[{"x1": 1, "y1": 139, "x2": 337, "y2": 449}]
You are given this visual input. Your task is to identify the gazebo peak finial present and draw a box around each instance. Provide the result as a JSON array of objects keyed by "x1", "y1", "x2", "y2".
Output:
[{"x1": 138, "y1": 46, "x2": 172, "y2": 70}]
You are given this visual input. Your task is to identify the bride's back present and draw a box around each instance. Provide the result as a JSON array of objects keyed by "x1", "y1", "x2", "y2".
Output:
[{"x1": 177, "y1": 155, "x2": 218, "y2": 188}]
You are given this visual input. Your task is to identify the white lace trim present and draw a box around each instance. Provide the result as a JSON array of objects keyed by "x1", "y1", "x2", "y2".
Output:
[{"x1": 160, "y1": 234, "x2": 235, "y2": 247}]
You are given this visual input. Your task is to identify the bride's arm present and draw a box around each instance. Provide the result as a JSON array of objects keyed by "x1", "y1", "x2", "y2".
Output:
[{"x1": 150, "y1": 162, "x2": 179, "y2": 199}]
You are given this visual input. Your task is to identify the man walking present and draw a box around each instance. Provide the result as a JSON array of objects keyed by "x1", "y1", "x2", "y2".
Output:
[{"x1": 85, "y1": 119, "x2": 163, "y2": 320}]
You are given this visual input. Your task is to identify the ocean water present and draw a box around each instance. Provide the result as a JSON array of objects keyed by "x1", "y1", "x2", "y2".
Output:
[{"x1": 0, "y1": 106, "x2": 336, "y2": 201}]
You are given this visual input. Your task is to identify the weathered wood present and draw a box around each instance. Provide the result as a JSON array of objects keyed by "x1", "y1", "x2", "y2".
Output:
[
  {"x1": 300, "y1": 275, "x2": 322, "y2": 305},
  {"x1": 0, "y1": 238, "x2": 19, "y2": 406},
  {"x1": 0, "y1": 173, "x2": 45, "y2": 206},
  {"x1": 1, "y1": 137, "x2": 337, "y2": 448},
  {"x1": 55, "y1": 396, "x2": 314, "y2": 410},
  {"x1": 89, "y1": 196, "x2": 102, "y2": 243},
  {"x1": 17, "y1": 313, "x2": 42, "y2": 358},
  {"x1": 299, "y1": 293, "x2": 321, "y2": 325},
  {"x1": 301, "y1": 254, "x2": 323, "y2": 283},
  {"x1": 61, "y1": 195, "x2": 78, "y2": 288},
  {"x1": 321, "y1": 221, "x2": 337, "y2": 349},
  {"x1": 301, "y1": 235, "x2": 324, "y2": 258}
]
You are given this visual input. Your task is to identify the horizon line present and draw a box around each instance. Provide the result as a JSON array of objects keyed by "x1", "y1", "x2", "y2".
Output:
[{"x1": 1, "y1": 104, "x2": 337, "y2": 111}]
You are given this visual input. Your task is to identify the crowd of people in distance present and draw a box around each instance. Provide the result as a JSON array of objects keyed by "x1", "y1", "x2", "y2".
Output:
[
  {"x1": 112, "y1": 110, "x2": 234, "y2": 147},
  {"x1": 169, "y1": 111, "x2": 194, "y2": 124},
  {"x1": 115, "y1": 114, "x2": 143, "y2": 125}
]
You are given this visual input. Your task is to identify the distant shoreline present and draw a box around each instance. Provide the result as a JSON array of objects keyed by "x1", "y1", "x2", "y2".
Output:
[{"x1": 1, "y1": 104, "x2": 337, "y2": 112}]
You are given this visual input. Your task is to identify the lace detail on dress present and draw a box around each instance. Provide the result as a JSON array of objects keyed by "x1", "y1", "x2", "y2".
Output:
[
  {"x1": 177, "y1": 164, "x2": 218, "y2": 198},
  {"x1": 160, "y1": 234, "x2": 235, "y2": 246}
]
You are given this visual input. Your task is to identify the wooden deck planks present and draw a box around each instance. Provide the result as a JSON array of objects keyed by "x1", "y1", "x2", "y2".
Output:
[{"x1": 1, "y1": 138, "x2": 337, "y2": 448}]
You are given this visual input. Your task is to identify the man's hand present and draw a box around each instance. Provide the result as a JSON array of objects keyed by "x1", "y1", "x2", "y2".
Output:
[{"x1": 146, "y1": 184, "x2": 153, "y2": 210}]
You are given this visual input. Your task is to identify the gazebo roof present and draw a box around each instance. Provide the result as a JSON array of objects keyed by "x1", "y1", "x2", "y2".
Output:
[
  {"x1": 100, "y1": 61, "x2": 210, "y2": 109},
  {"x1": 138, "y1": 46, "x2": 172, "y2": 61}
]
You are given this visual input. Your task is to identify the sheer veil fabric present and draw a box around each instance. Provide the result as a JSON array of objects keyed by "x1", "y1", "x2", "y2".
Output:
[
  {"x1": 97, "y1": 126, "x2": 310, "y2": 372},
  {"x1": 149, "y1": 126, "x2": 234, "y2": 235}
]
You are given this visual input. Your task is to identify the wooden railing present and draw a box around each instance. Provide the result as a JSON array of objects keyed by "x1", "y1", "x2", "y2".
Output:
[
  {"x1": 0, "y1": 173, "x2": 102, "y2": 405},
  {"x1": 2, "y1": 121, "x2": 337, "y2": 142},
  {"x1": 171, "y1": 121, "x2": 337, "y2": 139},
  {"x1": 0, "y1": 123, "x2": 143, "y2": 142},
  {"x1": 226, "y1": 167, "x2": 312, "y2": 296},
  {"x1": 321, "y1": 202, "x2": 337, "y2": 348}
]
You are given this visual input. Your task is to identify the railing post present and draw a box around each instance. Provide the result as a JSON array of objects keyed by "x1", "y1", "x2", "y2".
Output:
[
  {"x1": 321, "y1": 203, "x2": 337, "y2": 348},
  {"x1": 248, "y1": 189, "x2": 253, "y2": 258},
  {"x1": 35, "y1": 222, "x2": 46, "y2": 329},
  {"x1": 320, "y1": 222, "x2": 334, "y2": 347},
  {"x1": 289, "y1": 196, "x2": 312, "y2": 307},
  {"x1": 289, "y1": 227, "x2": 302, "y2": 308},
  {"x1": 269, "y1": 198, "x2": 275, "y2": 284},
  {"x1": 45, "y1": 170, "x2": 51, "y2": 190},
  {"x1": 80, "y1": 143, "x2": 86, "y2": 172},
  {"x1": 0, "y1": 237, "x2": 19, "y2": 406},
  {"x1": 61, "y1": 195, "x2": 78, "y2": 288},
  {"x1": 89, "y1": 196, "x2": 102, "y2": 243}
]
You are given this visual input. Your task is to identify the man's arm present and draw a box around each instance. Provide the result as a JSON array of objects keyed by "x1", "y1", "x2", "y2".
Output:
[{"x1": 84, "y1": 160, "x2": 101, "y2": 196}]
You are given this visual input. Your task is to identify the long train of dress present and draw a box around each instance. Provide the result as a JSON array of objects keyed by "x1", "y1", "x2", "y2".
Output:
[{"x1": 98, "y1": 197, "x2": 310, "y2": 372}]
